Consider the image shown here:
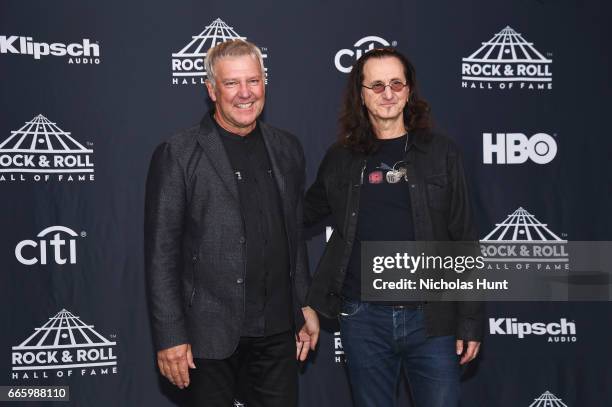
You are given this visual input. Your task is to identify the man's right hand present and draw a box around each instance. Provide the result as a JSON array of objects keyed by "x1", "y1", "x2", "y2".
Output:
[{"x1": 157, "y1": 343, "x2": 196, "y2": 389}]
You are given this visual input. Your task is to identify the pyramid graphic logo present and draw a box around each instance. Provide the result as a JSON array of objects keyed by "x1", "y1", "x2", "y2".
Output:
[
  {"x1": 0, "y1": 114, "x2": 94, "y2": 182},
  {"x1": 480, "y1": 207, "x2": 568, "y2": 264},
  {"x1": 11, "y1": 309, "x2": 118, "y2": 380},
  {"x1": 171, "y1": 18, "x2": 268, "y2": 85},
  {"x1": 461, "y1": 26, "x2": 552, "y2": 90},
  {"x1": 529, "y1": 391, "x2": 568, "y2": 407},
  {"x1": 482, "y1": 207, "x2": 565, "y2": 243}
]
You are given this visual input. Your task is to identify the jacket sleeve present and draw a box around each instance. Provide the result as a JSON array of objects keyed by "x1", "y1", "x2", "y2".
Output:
[
  {"x1": 447, "y1": 142, "x2": 485, "y2": 342},
  {"x1": 304, "y1": 147, "x2": 334, "y2": 227},
  {"x1": 293, "y1": 141, "x2": 310, "y2": 311},
  {"x1": 144, "y1": 142, "x2": 189, "y2": 351}
]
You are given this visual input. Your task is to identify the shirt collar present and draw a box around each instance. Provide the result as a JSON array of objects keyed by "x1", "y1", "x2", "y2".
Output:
[
  {"x1": 407, "y1": 128, "x2": 432, "y2": 153},
  {"x1": 211, "y1": 112, "x2": 261, "y2": 141}
]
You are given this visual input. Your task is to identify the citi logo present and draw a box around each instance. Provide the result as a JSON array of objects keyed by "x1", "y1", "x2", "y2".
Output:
[
  {"x1": 483, "y1": 133, "x2": 557, "y2": 164},
  {"x1": 15, "y1": 226, "x2": 83, "y2": 266},
  {"x1": 0, "y1": 35, "x2": 100, "y2": 64},
  {"x1": 489, "y1": 318, "x2": 576, "y2": 342},
  {"x1": 334, "y1": 36, "x2": 396, "y2": 73}
]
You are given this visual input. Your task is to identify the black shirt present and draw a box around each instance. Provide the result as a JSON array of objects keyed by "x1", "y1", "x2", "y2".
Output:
[
  {"x1": 342, "y1": 134, "x2": 416, "y2": 300},
  {"x1": 216, "y1": 120, "x2": 292, "y2": 336}
]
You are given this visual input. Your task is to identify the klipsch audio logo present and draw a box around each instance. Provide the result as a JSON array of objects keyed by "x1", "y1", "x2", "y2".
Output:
[
  {"x1": 0, "y1": 35, "x2": 100, "y2": 64},
  {"x1": 0, "y1": 115, "x2": 94, "y2": 182},
  {"x1": 489, "y1": 318, "x2": 577, "y2": 343},
  {"x1": 480, "y1": 207, "x2": 569, "y2": 270},
  {"x1": 334, "y1": 35, "x2": 396, "y2": 73},
  {"x1": 11, "y1": 309, "x2": 118, "y2": 380},
  {"x1": 462, "y1": 26, "x2": 552, "y2": 90},
  {"x1": 171, "y1": 18, "x2": 268, "y2": 85},
  {"x1": 483, "y1": 133, "x2": 557, "y2": 164},
  {"x1": 15, "y1": 226, "x2": 85, "y2": 266},
  {"x1": 529, "y1": 391, "x2": 569, "y2": 406}
]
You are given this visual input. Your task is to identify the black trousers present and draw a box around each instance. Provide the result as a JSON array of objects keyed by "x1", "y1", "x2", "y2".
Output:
[{"x1": 189, "y1": 331, "x2": 297, "y2": 407}]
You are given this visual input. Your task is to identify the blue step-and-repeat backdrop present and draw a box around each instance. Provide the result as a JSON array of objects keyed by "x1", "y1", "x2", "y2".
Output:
[{"x1": 1, "y1": 1, "x2": 611, "y2": 406}]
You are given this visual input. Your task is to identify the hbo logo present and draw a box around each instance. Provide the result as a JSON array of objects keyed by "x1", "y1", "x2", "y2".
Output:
[{"x1": 483, "y1": 133, "x2": 557, "y2": 164}]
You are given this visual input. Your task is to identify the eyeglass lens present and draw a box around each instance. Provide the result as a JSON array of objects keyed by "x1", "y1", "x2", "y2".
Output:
[{"x1": 371, "y1": 81, "x2": 406, "y2": 93}]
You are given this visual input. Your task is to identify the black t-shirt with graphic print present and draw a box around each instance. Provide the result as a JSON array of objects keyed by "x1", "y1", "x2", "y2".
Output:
[{"x1": 342, "y1": 134, "x2": 416, "y2": 301}]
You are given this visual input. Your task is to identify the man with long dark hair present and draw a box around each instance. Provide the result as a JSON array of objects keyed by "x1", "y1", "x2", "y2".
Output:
[{"x1": 305, "y1": 48, "x2": 483, "y2": 406}]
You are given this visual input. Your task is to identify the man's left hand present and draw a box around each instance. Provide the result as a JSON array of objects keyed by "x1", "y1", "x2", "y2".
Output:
[
  {"x1": 296, "y1": 306, "x2": 320, "y2": 361},
  {"x1": 456, "y1": 339, "x2": 481, "y2": 365}
]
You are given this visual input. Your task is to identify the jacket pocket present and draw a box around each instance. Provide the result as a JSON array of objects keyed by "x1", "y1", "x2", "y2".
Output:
[
  {"x1": 425, "y1": 173, "x2": 450, "y2": 212},
  {"x1": 339, "y1": 299, "x2": 363, "y2": 318}
]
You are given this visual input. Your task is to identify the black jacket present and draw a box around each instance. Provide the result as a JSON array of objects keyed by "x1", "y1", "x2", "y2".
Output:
[
  {"x1": 304, "y1": 129, "x2": 484, "y2": 341},
  {"x1": 144, "y1": 114, "x2": 310, "y2": 359}
]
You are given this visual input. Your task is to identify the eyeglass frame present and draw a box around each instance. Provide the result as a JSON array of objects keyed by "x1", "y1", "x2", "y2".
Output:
[{"x1": 361, "y1": 80, "x2": 408, "y2": 94}]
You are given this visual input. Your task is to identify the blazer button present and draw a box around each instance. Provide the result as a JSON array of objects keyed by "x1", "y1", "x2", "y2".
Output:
[
  {"x1": 192, "y1": 255, "x2": 197, "y2": 262},
  {"x1": 239, "y1": 237, "x2": 246, "y2": 244},
  {"x1": 351, "y1": 212, "x2": 356, "y2": 216},
  {"x1": 236, "y1": 278, "x2": 244, "y2": 284}
]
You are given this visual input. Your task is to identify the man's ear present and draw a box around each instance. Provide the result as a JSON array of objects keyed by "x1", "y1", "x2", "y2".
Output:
[{"x1": 205, "y1": 80, "x2": 216, "y2": 102}]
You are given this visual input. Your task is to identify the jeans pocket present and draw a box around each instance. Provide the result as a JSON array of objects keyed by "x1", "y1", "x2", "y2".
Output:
[{"x1": 339, "y1": 299, "x2": 363, "y2": 318}]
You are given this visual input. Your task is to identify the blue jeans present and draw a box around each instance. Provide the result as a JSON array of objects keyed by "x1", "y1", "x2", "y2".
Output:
[{"x1": 339, "y1": 300, "x2": 460, "y2": 407}]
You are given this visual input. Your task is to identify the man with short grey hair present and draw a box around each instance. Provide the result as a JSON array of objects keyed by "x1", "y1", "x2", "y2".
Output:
[
  {"x1": 204, "y1": 39, "x2": 266, "y2": 88},
  {"x1": 145, "y1": 39, "x2": 319, "y2": 407}
]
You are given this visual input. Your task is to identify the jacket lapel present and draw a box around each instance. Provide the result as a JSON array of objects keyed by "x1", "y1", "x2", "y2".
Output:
[
  {"x1": 195, "y1": 115, "x2": 239, "y2": 202},
  {"x1": 260, "y1": 122, "x2": 288, "y2": 203},
  {"x1": 260, "y1": 122, "x2": 295, "y2": 270}
]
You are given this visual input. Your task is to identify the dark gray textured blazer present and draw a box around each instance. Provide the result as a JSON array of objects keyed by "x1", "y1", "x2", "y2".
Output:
[{"x1": 144, "y1": 114, "x2": 309, "y2": 359}]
